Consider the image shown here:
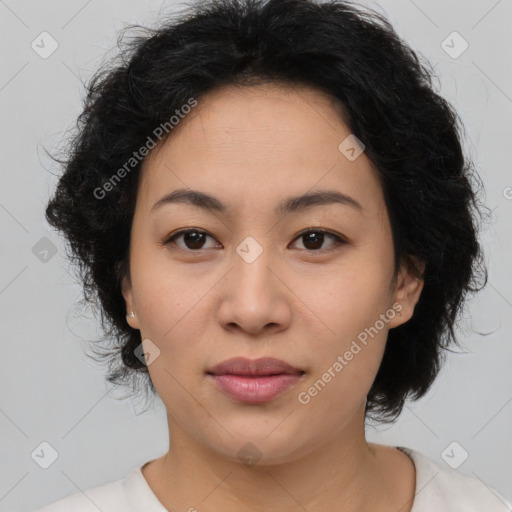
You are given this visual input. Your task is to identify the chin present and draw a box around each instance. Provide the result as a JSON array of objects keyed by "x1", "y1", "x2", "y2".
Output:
[{"x1": 201, "y1": 425, "x2": 317, "y2": 468}]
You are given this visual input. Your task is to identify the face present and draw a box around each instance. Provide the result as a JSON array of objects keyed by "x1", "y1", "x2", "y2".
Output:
[{"x1": 122, "y1": 83, "x2": 424, "y2": 465}]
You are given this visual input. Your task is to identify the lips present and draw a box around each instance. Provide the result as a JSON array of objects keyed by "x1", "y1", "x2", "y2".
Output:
[
  {"x1": 206, "y1": 357, "x2": 305, "y2": 403},
  {"x1": 207, "y1": 356, "x2": 304, "y2": 377}
]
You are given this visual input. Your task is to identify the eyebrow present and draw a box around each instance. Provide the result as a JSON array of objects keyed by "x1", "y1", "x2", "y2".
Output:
[{"x1": 150, "y1": 188, "x2": 364, "y2": 216}]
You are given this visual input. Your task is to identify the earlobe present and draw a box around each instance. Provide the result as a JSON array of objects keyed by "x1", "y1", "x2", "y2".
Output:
[
  {"x1": 121, "y1": 275, "x2": 140, "y2": 329},
  {"x1": 390, "y1": 257, "x2": 425, "y2": 328}
]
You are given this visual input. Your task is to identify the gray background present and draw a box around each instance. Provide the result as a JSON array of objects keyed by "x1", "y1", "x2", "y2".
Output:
[{"x1": 0, "y1": 0, "x2": 511, "y2": 510}]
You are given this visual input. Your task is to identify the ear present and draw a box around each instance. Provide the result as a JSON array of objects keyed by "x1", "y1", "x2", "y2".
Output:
[
  {"x1": 121, "y1": 274, "x2": 140, "y2": 330},
  {"x1": 388, "y1": 256, "x2": 425, "y2": 329}
]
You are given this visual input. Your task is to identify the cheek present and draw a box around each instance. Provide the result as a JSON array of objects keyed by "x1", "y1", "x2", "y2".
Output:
[
  {"x1": 301, "y1": 253, "x2": 393, "y2": 338},
  {"x1": 134, "y1": 275, "x2": 209, "y2": 413},
  {"x1": 132, "y1": 256, "x2": 212, "y2": 338},
  {"x1": 294, "y1": 254, "x2": 392, "y2": 398},
  {"x1": 295, "y1": 325, "x2": 387, "y2": 431},
  {"x1": 129, "y1": 280, "x2": 207, "y2": 405}
]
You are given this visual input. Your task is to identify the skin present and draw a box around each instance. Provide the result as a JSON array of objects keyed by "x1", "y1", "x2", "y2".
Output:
[{"x1": 121, "y1": 82, "x2": 424, "y2": 512}]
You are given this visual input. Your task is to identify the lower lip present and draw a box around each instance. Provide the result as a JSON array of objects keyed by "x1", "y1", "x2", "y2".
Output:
[{"x1": 208, "y1": 373, "x2": 303, "y2": 403}]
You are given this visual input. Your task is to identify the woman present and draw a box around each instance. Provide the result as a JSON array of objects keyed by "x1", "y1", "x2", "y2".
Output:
[{"x1": 36, "y1": 0, "x2": 511, "y2": 510}]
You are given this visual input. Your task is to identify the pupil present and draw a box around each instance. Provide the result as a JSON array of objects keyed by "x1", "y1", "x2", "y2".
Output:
[
  {"x1": 184, "y1": 231, "x2": 205, "y2": 249},
  {"x1": 304, "y1": 232, "x2": 323, "y2": 250}
]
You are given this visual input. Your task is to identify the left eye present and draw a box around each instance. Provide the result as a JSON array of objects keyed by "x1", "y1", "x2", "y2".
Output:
[
  {"x1": 164, "y1": 228, "x2": 346, "y2": 252},
  {"x1": 290, "y1": 229, "x2": 346, "y2": 252}
]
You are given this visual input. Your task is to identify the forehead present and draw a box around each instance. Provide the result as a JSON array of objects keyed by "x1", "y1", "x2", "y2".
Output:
[{"x1": 137, "y1": 83, "x2": 386, "y2": 221}]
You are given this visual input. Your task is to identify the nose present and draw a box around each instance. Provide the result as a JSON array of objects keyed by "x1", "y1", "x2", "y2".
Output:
[{"x1": 217, "y1": 245, "x2": 292, "y2": 336}]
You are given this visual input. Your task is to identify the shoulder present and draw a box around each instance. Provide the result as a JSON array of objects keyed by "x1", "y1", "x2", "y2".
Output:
[
  {"x1": 33, "y1": 470, "x2": 131, "y2": 512},
  {"x1": 397, "y1": 446, "x2": 512, "y2": 512}
]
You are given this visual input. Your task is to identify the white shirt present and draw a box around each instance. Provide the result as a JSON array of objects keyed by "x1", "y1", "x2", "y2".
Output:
[{"x1": 34, "y1": 446, "x2": 512, "y2": 511}]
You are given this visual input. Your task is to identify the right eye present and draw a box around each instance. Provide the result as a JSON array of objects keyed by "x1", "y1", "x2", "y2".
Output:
[{"x1": 164, "y1": 229, "x2": 221, "y2": 251}]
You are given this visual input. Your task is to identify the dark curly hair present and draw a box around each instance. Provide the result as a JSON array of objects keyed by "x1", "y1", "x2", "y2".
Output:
[{"x1": 45, "y1": 0, "x2": 489, "y2": 422}]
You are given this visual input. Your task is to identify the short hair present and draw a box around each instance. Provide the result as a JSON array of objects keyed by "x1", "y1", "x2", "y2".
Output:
[{"x1": 45, "y1": 0, "x2": 489, "y2": 422}]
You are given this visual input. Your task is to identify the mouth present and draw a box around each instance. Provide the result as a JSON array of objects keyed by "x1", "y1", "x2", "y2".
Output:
[{"x1": 206, "y1": 357, "x2": 305, "y2": 403}]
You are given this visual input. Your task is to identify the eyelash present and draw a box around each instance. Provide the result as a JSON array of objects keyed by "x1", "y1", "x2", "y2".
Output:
[{"x1": 163, "y1": 228, "x2": 347, "y2": 254}]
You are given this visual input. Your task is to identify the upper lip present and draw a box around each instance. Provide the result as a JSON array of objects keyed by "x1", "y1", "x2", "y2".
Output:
[{"x1": 207, "y1": 357, "x2": 304, "y2": 376}]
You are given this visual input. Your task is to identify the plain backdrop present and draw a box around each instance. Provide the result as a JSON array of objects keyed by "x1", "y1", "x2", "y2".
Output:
[{"x1": 0, "y1": 0, "x2": 511, "y2": 510}]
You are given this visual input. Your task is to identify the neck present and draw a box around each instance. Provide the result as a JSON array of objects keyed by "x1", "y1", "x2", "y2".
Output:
[{"x1": 143, "y1": 408, "x2": 396, "y2": 512}]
